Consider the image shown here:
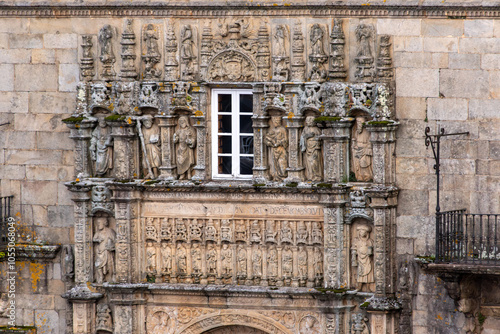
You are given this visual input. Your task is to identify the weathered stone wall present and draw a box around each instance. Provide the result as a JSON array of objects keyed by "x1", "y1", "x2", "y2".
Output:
[{"x1": 0, "y1": 4, "x2": 499, "y2": 333}]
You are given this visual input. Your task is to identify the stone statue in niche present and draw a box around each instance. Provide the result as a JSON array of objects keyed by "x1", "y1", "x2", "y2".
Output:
[
  {"x1": 300, "y1": 116, "x2": 323, "y2": 182},
  {"x1": 282, "y1": 247, "x2": 293, "y2": 278},
  {"x1": 298, "y1": 246, "x2": 308, "y2": 279},
  {"x1": 354, "y1": 23, "x2": 375, "y2": 81},
  {"x1": 90, "y1": 119, "x2": 113, "y2": 176},
  {"x1": 221, "y1": 243, "x2": 233, "y2": 277},
  {"x1": 272, "y1": 25, "x2": 289, "y2": 81},
  {"x1": 252, "y1": 247, "x2": 262, "y2": 277},
  {"x1": 250, "y1": 220, "x2": 261, "y2": 243},
  {"x1": 173, "y1": 115, "x2": 196, "y2": 180},
  {"x1": 352, "y1": 116, "x2": 373, "y2": 182},
  {"x1": 310, "y1": 24, "x2": 325, "y2": 56},
  {"x1": 265, "y1": 220, "x2": 277, "y2": 243},
  {"x1": 93, "y1": 216, "x2": 116, "y2": 283},
  {"x1": 181, "y1": 25, "x2": 196, "y2": 80},
  {"x1": 96, "y1": 304, "x2": 113, "y2": 333},
  {"x1": 274, "y1": 25, "x2": 287, "y2": 57},
  {"x1": 142, "y1": 24, "x2": 162, "y2": 80},
  {"x1": 237, "y1": 244, "x2": 247, "y2": 277},
  {"x1": 235, "y1": 220, "x2": 247, "y2": 242},
  {"x1": 313, "y1": 247, "x2": 323, "y2": 280},
  {"x1": 296, "y1": 221, "x2": 308, "y2": 244},
  {"x1": 351, "y1": 224, "x2": 374, "y2": 291},
  {"x1": 205, "y1": 220, "x2": 217, "y2": 242},
  {"x1": 309, "y1": 24, "x2": 328, "y2": 81},
  {"x1": 280, "y1": 221, "x2": 293, "y2": 244},
  {"x1": 267, "y1": 246, "x2": 278, "y2": 278},
  {"x1": 206, "y1": 243, "x2": 218, "y2": 276},
  {"x1": 98, "y1": 25, "x2": 116, "y2": 79},
  {"x1": 189, "y1": 219, "x2": 203, "y2": 241},
  {"x1": 146, "y1": 241, "x2": 157, "y2": 274},
  {"x1": 265, "y1": 116, "x2": 288, "y2": 181},
  {"x1": 160, "y1": 243, "x2": 172, "y2": 274},
  {"x1": 141, "y1": 117, "x2": 161, "y2": 179},
  {"x1": 177, "y1": 243, "x2": 187, "y2": 275},
  {"x1": 311, "y1": 222, "x2": 322, "y2": 244},
  {"x1": 221, "y1": 219, "x2": 233, "y2": 242},
  {"x1": 191, "y1": 243, "x2": 202, "y2": 276}
]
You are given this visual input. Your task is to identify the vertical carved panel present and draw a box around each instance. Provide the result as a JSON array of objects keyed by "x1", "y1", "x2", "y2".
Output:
[
  {"x1": 329, "y1": 19, "x2": 347, "y2": 81},
  {"x1": 291, "y1": 21, "x2": 306, "y2": 82},
  {"x1": 120, "y1": 19, "x2": 138, "y2": 80},
  {"x1": 80, "y1": 36, "x2": 95, "y2": 81},
  {"x1": 115, "y1": 202, "x2": 131, "y2": 283},
  {"x1": 165, "y1": 21, "x2": 179, "y2": 81}
]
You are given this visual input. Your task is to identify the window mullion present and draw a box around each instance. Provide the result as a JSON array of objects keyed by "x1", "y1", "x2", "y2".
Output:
[{"x1": 233, "y1": 92, "x2": 240, "y2": 177}]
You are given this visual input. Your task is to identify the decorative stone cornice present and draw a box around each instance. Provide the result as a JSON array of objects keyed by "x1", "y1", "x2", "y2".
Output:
[
  {"x1": 0, "y1": 4, "x2": 499, "y2": 18},
  {"x1": 0, "y1": 244, "x2": 61, "y2": 261}
]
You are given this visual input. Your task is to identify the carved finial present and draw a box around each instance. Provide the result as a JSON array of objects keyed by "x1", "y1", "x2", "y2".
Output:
[
  {"x1": 291, "y1": 20, "x2": 305, "y2": 82},
  {"x1": 80, "y1": 35, "x2": 95, "y2": 81},
  {"x1": 329, "y1": 19, "x2": 347, "y2": 81},
  {"x1": 164, "y1": 21, "x2": 179, "y2": 81},
  {"x1": 98, "y1": 25, "x2": 116, "y2": 80},
  {"x1": 377, "y1": 34, "x2": 393, "y2": 82},
  {"x1": 120, "y1": 19, "x2": 138, "y2": 80}
]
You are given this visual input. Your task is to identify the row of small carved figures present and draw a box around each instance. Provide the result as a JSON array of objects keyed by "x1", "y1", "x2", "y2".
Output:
[
  {"x1": 145, "y1": 218, "x2": 324, "y2": 246},
  {"x1": 145, "y1": 241, "x2": 324, "y2": 284}
]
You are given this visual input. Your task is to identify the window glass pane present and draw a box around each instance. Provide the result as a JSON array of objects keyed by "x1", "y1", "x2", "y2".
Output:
[
  {"x1": 218, "y1": 114, "x2": 232, "y2": 133},
  {"x1": 240, "y1": 156, "x2": 253, "y2": 175},
  {"x1": 239, "y1": 115, "x2": 253, "y2": 134},
  {"x1": 218, "y1": 135, "x2": 232, "y2": 154},
  {"x1": 218, "y1": 94, "x2": 232, "y2": 113},
  {"x1": 239, "y1": 94, "x2": 253, "y2": 113},
  {"x1": 219, "y1": 156, "x2": 232, "y2": 175},
  {"x1": 240, "y1": 136, "x2": 253, "y2": 154}
]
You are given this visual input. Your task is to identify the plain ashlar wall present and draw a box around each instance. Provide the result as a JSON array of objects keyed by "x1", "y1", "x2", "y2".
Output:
[{"x1": 0, "y1": 14, "x2": 499, "y2": 333}]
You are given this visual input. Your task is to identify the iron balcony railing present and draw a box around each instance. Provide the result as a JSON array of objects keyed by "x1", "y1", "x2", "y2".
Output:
[
  {"x1": 0, "y1": 195, "x2": 13, "y2": 245},
  {"x1": 436, "y1": 209, "x2": 500, "y2": 264}
]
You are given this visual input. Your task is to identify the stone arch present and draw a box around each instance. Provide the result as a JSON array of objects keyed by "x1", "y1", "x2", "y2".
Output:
[
  {"x1": 206, "y1": 50, "x2": 257, "y2": 82},
  {"x1": 203, "y1": 325, "x2": 267, "y2": 334},
  {"x1": 176, "y1": 311, "x2": 292, "y2": 334}
]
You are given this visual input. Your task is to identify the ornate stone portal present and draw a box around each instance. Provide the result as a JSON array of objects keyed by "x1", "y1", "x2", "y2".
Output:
[{"x1": 63, "y1": 17, "x2": 399, "y2": 334}]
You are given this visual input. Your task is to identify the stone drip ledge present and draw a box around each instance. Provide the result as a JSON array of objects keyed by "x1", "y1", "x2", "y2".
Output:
[
  {"x1": 0, "y1": 244, "x2": 60, "y2": 261},
  {"x1": 101, "y1": 282, "x2": 373, "y2": 300},
  {"x1": 418, "y1": 261, "x2": 500, "y2": 276},
  {"x1": 1, "y1": 3, "x2": 500, "y2": 18},
  {"x1": 360, "y1": 295, "x2": 402, "y2": 312}
]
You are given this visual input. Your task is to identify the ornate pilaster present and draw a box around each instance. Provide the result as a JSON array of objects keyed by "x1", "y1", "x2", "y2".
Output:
[
  {"x1": 66, "y1": 119, "x2": 97, "y2": 178},
  {"x1": 376, "y1": 35, "x2": 393, "y2": 82},
  {"x1": 291, "y1": 21, "x2": 305, "y2": 82},
  {"x1": 200, "y1": 22, "x2": 213, "y2": 79},
  {"x1": 80, "y1": 36, "x2": 95, "y2": 81},
  {"x1": 329, "y1": 19, "x2": 347, "y2": 81},
  {"x1": 157, "y1": 114, "x2": 178, "y2": 180},
  {"x1": 284, "y1": 116, "x2": 304, "y2": 183},
  {"x1": 108, "y1": 119, "x2": 139, "y2": 179},
  {"x1": 252, "y1": 114, "x2": 270, "y2": 183},
  {"x1": 319, "y1": 118, "x2": 354, "y2": 183},
  {"x1": 257, "y1": 21, "x2": 271, "y2": 81},
  {"x1": 164, "y1": 21, "x2": 179, "y2": 82},
  {"x1": 365, "y1": 122, "x2": 398, "y2": 184},
  {"x1": 321, "y1": 189, "x2": 348, "y2": 289},
  {"x1": 69, "y1": 186, "x2": 93, "y2": 284},
  {"x1": 191, "y1": 113, "x2": 206, "y2": 181}
]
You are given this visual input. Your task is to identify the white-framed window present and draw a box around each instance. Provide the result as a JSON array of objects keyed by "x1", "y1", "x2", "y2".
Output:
[{"x1": 211, "y1": 89, "x2": 254, "y2": 179}]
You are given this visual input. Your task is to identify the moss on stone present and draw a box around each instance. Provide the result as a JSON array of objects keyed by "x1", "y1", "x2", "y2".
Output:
[
  {"x1": 62, "y1": 116, "x2": 85, "y2": 123},
  {"x1": 104, "y1": 114, "x2": 127, "y2": 122},
  {"x1": 366, "y1": 120, "x2": 395, "y2": 126},
  {"x1": 315, "y1": 183, "x2": 332, "y2": 188},
  {"x1": 285, "y1": 182, "x2": 298, "y2": 187},
  {"x1": 314, "y1": 116, "x2": 342, "y2": 122}
]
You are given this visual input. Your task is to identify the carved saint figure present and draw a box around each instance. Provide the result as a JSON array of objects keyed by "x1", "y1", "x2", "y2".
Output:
[
  {"x1": 189, "y1": 219, "x2": 203, "y2": 241},
  {"x1": 205, "y1": 220, "x2": 217, "y2": 242},
  {"x1": 300, "y1": 116, "x2": 323, "y2": 182},
  {"x1": 282, "y1": 247, "x2": 293, "y2": 277},
  {"x1": 355, "y1": 24, "x2": 373, "y2": 59},
  {"x1": 298, "y1": 246, "x2": 308, "y2": 278},
  {"x1": 351, "y1": 224, "x2": 374, "y2": 290},
  {"x1": 221, "y1": 219, "x2": 232, "y2": 242},
  {"x1": 177, "y1": 243, "x2": 187, "y2": 275},
  {"x1": 237, "y1": 244, "x2": 247, "y2": 277},
  {"x1": 152, "y1": 312, "x2": 170, "y2": 334},
  {"x1": 142, "y1": 117, "x2": 161, "y2": 179},
  {"x1": 311, "y1": 222, "x2": 322, "y2": 244},
  {"x1": 296, "y1": 221, "x2": 308, "y2": 244},
  {"x1": 181, "y1": 25, "x2": 194, "y2": 61},
  {"x1": 267, "y1": 247, "x2": 278, "y2": 277},
  {"x1": 93, "y1": 217, "x2": 116, "y2": 283},
  {"x1": 173, "y1": 116, "x2": 196, "y2": 179},
  {"x1": 98, "y1": 25, "x2": 115, "y2": 78},
  {"x1": 96, "y1": 304, "x2": 113, "y2": 333},
  {"x1": 352, "y1": 116, "x2": 373, "y2": 182},
  {"x1": 274, "y1": 25, "x2": 287, "y2": 57},
  {"x1": 144, "y1": 24, "x2": 160, "y2": 58},
  {"x1": 265, "y1": 220, "x2": 277, "y2": 243},
  {"x1": 252, "y1": 247, "x2": 262, "y2": 277},
  {"x1": 310, "y1": 24, "x2": 325, "y2": 56},
  {"x1": 175, "y1": 219, "x2": 187, "y2": 241},
  {"x1": 206, "y1": 243, "x2": 218, "y2": 276},
  {"x1": 160, "y1": 243, "x2": 172, "y2": 274},
  {"x1": 90, "y1": 119, "x2": 113, "y2": 176},
  {"x1": 191, "y1": 243, "x2": 202, "y2": 276},
  {"x1": 265, "y1": 116, "x2": 288, "y2": 181},
  {"x1": 313, "y1": 247, "x2": 323, "y2": 278},
  {"x1": 280, "y1": 221, "x2": 293, "y2": 244},
  {"x1": 146, "y1": 241, "x2": 157, "y2": 274},
  {"x1": 250, "y1": 220, "x2": 261, "y2": 243},
  {"x1": 221, "y1": 244, "x2": 233, "y2": 277}
]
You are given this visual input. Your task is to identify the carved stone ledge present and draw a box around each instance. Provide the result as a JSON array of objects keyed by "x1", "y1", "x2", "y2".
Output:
[
  {"x1": 419, "y1": 262, "x2": 500, "y2": 276},
  {"x1": 62, "y1": 284, "x2": 103, "y2": 301},
  {"x1": 361, "y1": 295, "x2": 402, "y2": 312},
  {"x1": 0, "y1": 244, "x2": 61, "y2": 261}
]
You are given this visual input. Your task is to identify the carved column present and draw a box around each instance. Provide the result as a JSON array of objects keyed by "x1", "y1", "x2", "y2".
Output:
[
  {"x1": 191, "y1": 114, "x2": 206, "y2": 181},
  {"x1": 366, "y1": 122, "x2": 398, "y2": 184},
  {"x1": 321, "y1": 189, "x2": 348, "y2": 289},
  {"x1": 108, "y1": 119, "x2": 139, "y2": 179},
  {"x1": 284, "y1": 116, "x2": 304, "y2": 182},
  {"x1": 252, "y1": 115, "x2": 270, "y2": 182},
  {"x1": 157, "y1": 114, "x2": 178, "y2": 180},
  {"x1": 320, "y1": 118, "x2": 354, "y2": 183},
  {"x1": 66, "y1": 119, "x2": 97, "y2": 178},
  {"x1": 69, "y1": 186, "x2": 93, "y2": 284}
]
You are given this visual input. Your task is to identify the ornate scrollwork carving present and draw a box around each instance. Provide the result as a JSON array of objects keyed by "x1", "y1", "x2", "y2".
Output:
[
  {"x1": 96, "y1": 304, "x2": 113, "y2": 333},
  {"x1": 91, "y1": 185, "x2": 113, "y2": 216},
  {"x1": 207, "y1": 50, "x2": 256, "y2": 82}
]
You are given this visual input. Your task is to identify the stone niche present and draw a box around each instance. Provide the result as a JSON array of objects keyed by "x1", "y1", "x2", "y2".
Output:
[{"x1": 63, "y1": 16, "x2": 400, "y2": 334}]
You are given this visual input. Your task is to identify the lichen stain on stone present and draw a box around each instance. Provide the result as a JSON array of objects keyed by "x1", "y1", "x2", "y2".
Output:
[{"x1": 29, "y1": 262, "x2": 46, "y2": 292}]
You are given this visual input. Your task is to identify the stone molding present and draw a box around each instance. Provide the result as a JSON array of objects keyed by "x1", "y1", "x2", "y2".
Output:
[{"x1": 0, "y1": 4, "x2": 499, "y2": 18}]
